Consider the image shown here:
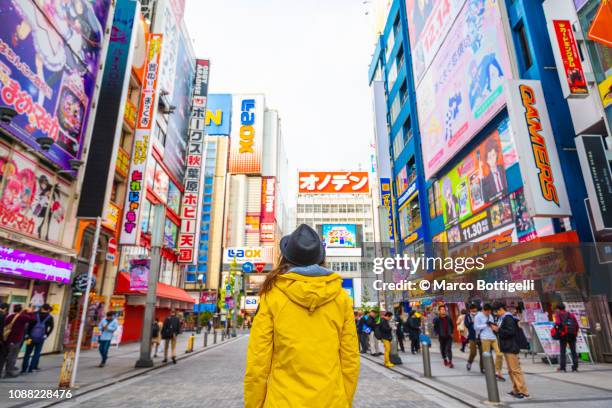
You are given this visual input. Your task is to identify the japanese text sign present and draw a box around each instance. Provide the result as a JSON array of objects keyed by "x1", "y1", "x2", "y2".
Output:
[{"x1": 298, "y1": 171, "x2": 369, "y2": 194}]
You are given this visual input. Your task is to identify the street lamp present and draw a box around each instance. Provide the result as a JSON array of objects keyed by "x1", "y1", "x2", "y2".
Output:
[{"x1": 195, "y1": 274, "x2": 204, "y2": 334}]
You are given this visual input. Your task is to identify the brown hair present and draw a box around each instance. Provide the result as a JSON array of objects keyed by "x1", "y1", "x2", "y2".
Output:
[{"x1": 259, "y1": 255, "x2": 293, "y2": 295}]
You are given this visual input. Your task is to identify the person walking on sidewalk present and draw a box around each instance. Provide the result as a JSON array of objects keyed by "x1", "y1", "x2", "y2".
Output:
[
  {"x1": 98, "y1": 312, "x2": 118, "y2": 368},
  {"x1": 22, "y1": 304, "x2": 54, "y2": 373},
  {"x1": 357, "y1": 310, "x2": 370, "y2": 354},
  {"x1": 492, "y1": 302, "x2": 529, "y2": 399},
  {"x1": 151, "y1": 318, "x2": 162, "y2": 358},
  {"x1": 380, "y1": 311, "x2": 394, "y2": 368},
  {"x1": 0, "y1": 303, "x2": 9, "y2": 377},
  {"x1": 244, "y1": 224, "x2": 359, "y2": 408},
  {"x1": 406, "y1": 310, "x2": 421, "y2": 354},
  {"x1": 465, "y1": 303, "x2": 481, "y2": 372},
  {"x1": 554, "y1": 304, "x2": 579, "y2": 372},
  {"x1": 395, "y1": 313, "x2": 405, "y2": 353},
  {"x1": 162, "y1": 310, "x2": 181, "y2": 364},
  {"x1": 1, "y1": 305, "x2": 35, "y2": 378},
  {"x1": 433, "y1": 305, "x2": 454, "y2": 368},
  {"x1": 367, "y1": 310, "x2": 381, "y2": 356},
  {"x1": 457, "y1": 309, "x2": 468, "y2": 352},
  {"x1": 475, "y1": 303, "x2": 505, "y2": 381}
]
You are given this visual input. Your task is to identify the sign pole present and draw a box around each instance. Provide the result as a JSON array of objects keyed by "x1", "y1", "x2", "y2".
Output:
[
  {"x1": 70, "y1": 217, "x2": 102, "y2": 388},
  {"x1": 135, "y1": 204, "x2": 165, "y2": 367}
]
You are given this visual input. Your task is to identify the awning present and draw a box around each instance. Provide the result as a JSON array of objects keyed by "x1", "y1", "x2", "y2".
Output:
[{"x1": 115, "y1": 272, "x2": 194, "y2": 303}]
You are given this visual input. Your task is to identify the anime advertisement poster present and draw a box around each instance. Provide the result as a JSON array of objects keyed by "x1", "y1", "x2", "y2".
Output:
[
  {"x1": 510, "y1": 189, "x2": 537, "y2": 242},
  {"x1": 0, "y1": 0, "x2": 111, "y2": 171},
  {"x1": 129, "y1": 258, "x2": 150, "y2": 291},
  {"x1": 439, "y1": 117, "x2": 516, "y2": 227},
  {"x1": 405, "y1": 0, "x2": 466, "y2": 84},
  {"x1": 416, "y1": 0, "x2": 512, "y2": 179},
  {"x1": 0, "y1": 142, "x2": 69, "y2": 243}
]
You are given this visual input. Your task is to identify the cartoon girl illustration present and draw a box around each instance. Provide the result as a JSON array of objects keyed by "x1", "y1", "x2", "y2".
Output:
[
  {"x1": 32, "y1": 174, "x2": 54, "y2": 238},
  {"x1": 442, "y1": 177, "x2": 459, "y2": 224}
]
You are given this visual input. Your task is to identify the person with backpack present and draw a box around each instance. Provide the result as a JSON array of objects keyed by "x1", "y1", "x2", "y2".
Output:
[
  {"x1": 379, "y1": 311, "x2": 394, "y2": 368},
  {"x1": 553, "y1": 304, "x2": 579, "y2": 372},
  {"x1": 406, "y1": 310, "x2": 421, "y2": 354},
  {"x1": 475, "y1": 303, "x2": 504, "y2": 380},
  {"x1": 21, "y1": 304, "x2": 54, "y2": 373},
  {"x1": 465, "y1": 303, "x2": 482, "y2": 372},
  {"x1": 1, "y1": 304, "x2": 35, "y2": 377},
  {"x1": 357, "y1": 310, "x2": 370, "y2": 354},
  {"x1": 151, "y1": 318, "x2": 162, "y2": 358},
  {"x1": 366, "y1": 310, "x2": 381, "y2": 356},
  {"x1": 395, "y1": 313, "x2": 405, "y2": 353},
  {"x1": 97, "y1": 311, "x2": 119, "y2": 367},
  {"x1": 492, "y1": 302, "x2": 529, "y2": 399},
  {"x1": 162, "y1": 310, "x2": 181, "y2": 364},
  {"x1": 433, "y1": 304, "x2": 455, "y2": 368}
]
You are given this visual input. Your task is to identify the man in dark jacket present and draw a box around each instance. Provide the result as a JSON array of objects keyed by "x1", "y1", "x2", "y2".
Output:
[
  {"x1": 1, "y1": 305, "x2": 36, "y2": 377},
  {"x1": 395, "y1": 314, "x2": 405, "y2": 353},
  {"x1": 554, "y1": 304, "x2": 579, "y2": 372},
  {"x1": 162, "y1": 310, "x2": 181, "y2": 364},
  {"x1": 433, "y1": 305, "x2": 454, "y2": 368},
  {"x1": 357, "y1": 311, "x2": 370, "y2": 354},
  {"x1": 365, "y1": 310, "x2": 380, "y2": 356},
  {"x1": 465, "y1": 303, "x2": 482, "y2": 371},
  {"x1": 493, "y1": 302, "x2": 529, "y2": 399},
  {"x1": 379, "y1": 312, "x2": 394, "y2": 368},
  {"x1": 22, "y1": 304, "x2": 54, "y2": 373},
  {"x1": 406, "y1": 310, "x2": 421, "y2": 354}
]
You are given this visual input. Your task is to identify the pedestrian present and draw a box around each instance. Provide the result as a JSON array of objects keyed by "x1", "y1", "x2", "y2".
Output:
[
  {"x1": 22, "y1": 304, "x2": 54, "y2": 373},
  {"x1": 244, "y1": 224, "x2": 359, "y2": 408},
  {"x1": 380, "y1": 311, "x2": 394, "y2": 368},
  {"x1": 162, "y1": 310, "x2": 181, "y2": 364},
  {"x1": 0, "y1": 303, "x2": 9, "y2": 377},
  {"x1": 97, "y1": 311, "x2": 118, "y2": 367},
  {"x1": 457, "y1": 309, "x2": 468, "y2": 352},
  {"x1": 357, "y1": 310, "x2": 370, "y2": 354},
  {"x1": 475, "y1": 303, "x2": 505, "y2": 380},
  {"x1": 1, "y1": 305, "x2": 35, "y2": 378},
  {"x1": 406, "y1": 310, "x2": 421, "y2": 354},
  {"x1": 553, "y1": 304, "x2": 579, "y2": 372},
  {"x1": 465, "y1": 303, "x2": 482, "y2": 372},
  {"x1": 492, "y1": 302, "x2": 529, "y2": 399},
  {"x1": 151, "y1": 318, "x2": 162, "y2": 358},
  {"x1": 207, "y1": 318, "x2": 213, "y2": 333},
  {"x1": 433, "y1": 305, "x2": 454, "y2": 368},
  {"x1": 395, "y1": 313, "x2": 405, "y2": 353},
  {"x1": 367, "y1": 310, "x2": 381, "y2": 356}
]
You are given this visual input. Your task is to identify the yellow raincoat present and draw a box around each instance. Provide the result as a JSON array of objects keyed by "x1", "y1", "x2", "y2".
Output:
[{"x1": 244, "y1": 271, "x2": 360, "y2": 408}]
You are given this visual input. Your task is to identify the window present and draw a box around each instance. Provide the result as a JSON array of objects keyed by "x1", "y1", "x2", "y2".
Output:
[
  {"x1": 402, "y1": 117, "x2": 412, "y2": 144},
  {"x1": 297, "y1": 204, "x2": 304, "y2": 212},
  {"x1": 393, "y1": 133, "x2": 404, "y2": 160},
  {"x1": 387, "y1": 62, "x2": 397, "y2": 90},
  {"x1": 399, "y1": 194, "x2": 421, "y2": 237},
  {"x1": 516, "y1": 23, "x2": 533, "y2": 70},
  {"x1": 399, "y1": 81, "x2": 408, "y2": 105},
  {"x1": 111, "y1": 180, "x2": 119, "y2": 203},
  {"x1": 203, "y1": 205, "x2": 211, "y2": 213},
  {"x1": 396, "y1": 45, "x2": 404, "y2": 72},
  {"x1": 390, "y1": 94, "x2": 401, "y2": 124},
  {"x1": 154, "y1": 126, "x2": 166, "y2": 146},
  {"x1": 406, "y1": 157, "x2": 416, "y2": 186}
]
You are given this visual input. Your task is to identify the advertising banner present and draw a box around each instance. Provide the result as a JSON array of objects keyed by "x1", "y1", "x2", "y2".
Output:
[
  {"x1": 298, "y1": 171, "x2": 369, "y2": 194},
  {"x1": 223, "y1": 247, "x2": 271, "y2": 264},
  {"x1": 0, "y1": 0, "x2": 112, "y2": 172},
  {"x1": 102, "y1": 202, "x2": 121, "y2": 232},
  {"x1": 0, "y1": 143, "x2": 70, "y2": 243},
  {"x1": 0, "y1": 245, "x2": 71, "y2": 284},
  {"x1": 78, "y1": 0, "x2": 138, "y2": 218},
  {"x1": 119, "y1": 34, "x2": 163, "y2": 245},
  {"x1": 438, "y1": 117, "x2": 517, "y2": 226},
  {"x1": 552, "y1": 20, "x2": 588, "y2": 97},
  {"x1": 380, "y1": 178, "x2": 396, "y2": 243},
  {"x1": 178, "y1": 59, "x2": 209, "y2": 263},
  {"x1": 205, "y1": 94, "x2": 232, "y2": 135},
  {"x1": 322, "y1": 224, "x2": 358, "y2": 248},
  {"x1": 129, "y1": 258, "x2": 150, "y2": 290},
  {"x1": 260, "y1": 176, "x2": 276, "y2": 242},
  {"x1": 200, "y1": 290, "x2": 218, "y2": 304},
  {"x1": 229, "y1": 94, "x2": 264, "y2": 174},
  {"x1": 406, "y1": 0, "x2": 466, "y2": 83},
  {"x1": 504, "y1": 79, "x2": 571, "y2": 217},
  {"x1": 417, "y1": 0, "x2": 512, "y2": 179}
]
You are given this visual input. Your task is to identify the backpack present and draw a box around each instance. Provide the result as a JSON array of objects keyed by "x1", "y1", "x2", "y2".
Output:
[
  {"x1": 30, "y1": 314, "x2": 50, "y2": 343},
  {"x1": 151, "y1": 321, "x2": 160, "y2": 338},
  {"x1": 561, "y1": 314, "x2": 578, "y2": 337},
  {"x1": 515, "y1": 321, "x2": 529, "y2": 350}
]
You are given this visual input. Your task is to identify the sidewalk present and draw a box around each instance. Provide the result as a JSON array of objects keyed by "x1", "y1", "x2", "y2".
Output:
[
  {"x1": 365, "y1": 340, "x2": 612, "y2": 407},
  {"x1": 0, "y1": 330, "x2": 240, "y2": 408}
]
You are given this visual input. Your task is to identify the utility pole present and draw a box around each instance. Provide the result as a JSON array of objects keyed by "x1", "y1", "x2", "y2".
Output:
[
  {"x1": 230, "y1": 259, "x2": 241, "y2": 337},
  {"x1": 195, "y1": 274, "x2": 203, "y2": 334},
  {"x1": 135, "y1": 204, "x2": 165, "y2": 368}
]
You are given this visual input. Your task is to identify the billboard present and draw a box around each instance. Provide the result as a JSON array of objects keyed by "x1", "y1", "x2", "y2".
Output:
[
  {"x1": 0, "y1": 0, "x2": 112, "y2": 171},
  {"x1": 78, "y1": 0, "x2": 138, "y2": 218},
  {"x1": 298, "y1": 171, "x2": 369, "y2": 194},
  {"x1": 416, "y1": 0, "x2": 512, "y2": 179},
  {"x1": 119, "y1": 34, "x2": 163, "y2": 245},
  {"x1": 260, "y1": 176, "x2": 276, "y2": 242},
  {"x1": 322, "y1": 224, "x2": 357, "y2": 248},
  {"x1": 0, "y1": 245, "x2": 71, "y2": 284},
  {"x1": 129, "y1": 258, "x2": 150, "y2": 291},
  {"x1": 229, "y1": 94, "x2": 264, "y2": 174},
  {"x1": 223, "y1": 247, "x2": 272, "y2": 264},
  {"x1": 552, "y1": 20, "x2": 588, "y2": 97},
  {"x1": 205, "y1": 94, "x2": 232, "y2": 135},
  {"x1": 504, "y1": 79, "x2": 571, "y2": 217},
  {"x1": 439, "y1": 117, "x2": 517, "y2": 226},
  {"x1": 380, "y1": 178, "x2": 396, "y2": 243},
  {"x1": 178, "y1": 59, "x2": 210, "y2": 263},
  {"x1": 406, "y1": 0, "x2": 466, "y2": 83}
]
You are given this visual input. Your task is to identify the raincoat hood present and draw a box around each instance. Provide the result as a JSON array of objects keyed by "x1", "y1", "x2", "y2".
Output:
[{"x1": 275, "y1": 268, "x2": 343, "y2": 313}]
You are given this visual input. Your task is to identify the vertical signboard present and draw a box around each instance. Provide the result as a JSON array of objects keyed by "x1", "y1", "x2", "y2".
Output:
[
  {"x1": 504, "y1": 79, "x2": 571, "y2": 217},
  {"x1": 229, "y1": 94, "x2": 265, "y2": 174},
  {"x1": 78, "y1": 0, "x2": 139, "y2": 218},
  {"x1": 119, "y1": 34, "x2": 163, "y2": 245},
  {"x1": 552, "y1": 20, "x2": 588, "y2": 97},
  {"x1": 379, "y1": 178, "x2": 395, "y2": 243},
  {"x1": 260, "y1": 176, "x2": 276, "y2": 242},
  {"x1": 178, "y1": 59, "x2": 210, "y2": 263}
]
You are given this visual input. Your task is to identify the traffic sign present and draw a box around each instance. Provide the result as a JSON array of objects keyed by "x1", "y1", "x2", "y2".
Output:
[
  {"x1": 254, "y1": 263, "x2": 266, "y2": 273},
  {"x1": 242, "y1": 262, "x2": 254, "y2": 273},
  {"x1": 106, "y1": 237, "x2": 118, "y2": 261}
]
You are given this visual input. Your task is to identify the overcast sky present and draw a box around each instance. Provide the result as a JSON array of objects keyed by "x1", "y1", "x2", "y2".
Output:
[{"x1": 184, "y1": 0, "x2": 377, "y2": 199}]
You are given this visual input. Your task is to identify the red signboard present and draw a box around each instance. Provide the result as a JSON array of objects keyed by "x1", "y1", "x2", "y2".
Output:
[
  {"x1": 261, "y1": 177, "x2": 275, "y2": 223},
  {"x1": 553, "y1": 20, "x2": 588, "y2": 96},
  {"x1": 254, "y1": 263, "x2": 266, "y2": 273},
  {"x1": 298, "y1": 171, "x2": 369, "y2": 194}
]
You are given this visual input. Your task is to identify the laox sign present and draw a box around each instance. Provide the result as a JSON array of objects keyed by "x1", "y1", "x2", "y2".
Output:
[
  {"x1": 224, "y1": 247, "x2": 266, "y2": 264},
  {"x1": 239, "y1": 99, "x2": 256, "y2": 153}
]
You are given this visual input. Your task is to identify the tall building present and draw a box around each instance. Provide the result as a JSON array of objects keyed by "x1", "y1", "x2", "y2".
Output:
[{"x1": 295, "y1": 171, "x2": 375, "y2": 307}]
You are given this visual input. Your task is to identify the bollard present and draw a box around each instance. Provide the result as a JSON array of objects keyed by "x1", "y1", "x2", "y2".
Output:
[
  {"x1": 204, "y1": 331, "x2": 208, "y2": 347},
  {"x1": 421, "y1": 342, "x2": 432, "y2": 378},
  {"x1": 482, "y1": 352, "x2": 500, "y2": 403},
  {"x1": 213, "y1": 330, "x2": 217, "y2": 344},
  {"x1": 185, "y1": 334, "x2": 195, "y2": 353}
]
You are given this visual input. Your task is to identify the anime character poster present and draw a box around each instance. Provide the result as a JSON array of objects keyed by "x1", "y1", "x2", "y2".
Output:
[
  {"x1": 129, "y1": 258, "x2": 150, "y2": 291},
  {"x1": 0, "y1": 142, "x2": 69, "y2": 243},
  {"x1": 416, "y1": 0, "x2": 512, "y2": 179},
  {"x1": 0, "y1": 0, "x2": 111, "y2": 171}
]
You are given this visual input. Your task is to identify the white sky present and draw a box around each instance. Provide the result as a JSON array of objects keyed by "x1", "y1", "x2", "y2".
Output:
[{"x1": 184, "y1": 0, "x2": 378, "y2": 200}]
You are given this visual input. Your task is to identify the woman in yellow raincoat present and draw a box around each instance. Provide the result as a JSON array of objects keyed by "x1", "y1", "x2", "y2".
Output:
[{"x1": 244, "y1": 224, "x2": 360, "y2": 408}]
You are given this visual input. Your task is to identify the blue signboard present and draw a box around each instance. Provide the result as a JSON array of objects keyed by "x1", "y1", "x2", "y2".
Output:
[
  {"x1": 205, "y1": 94, "x2": 232, "y2": 135},
  {"x1": 379, "y1": 178, "x2": 396, "y2": 243},
  {"x1": 242, "y1": 262, "x2": 254, "y2": 273}
]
